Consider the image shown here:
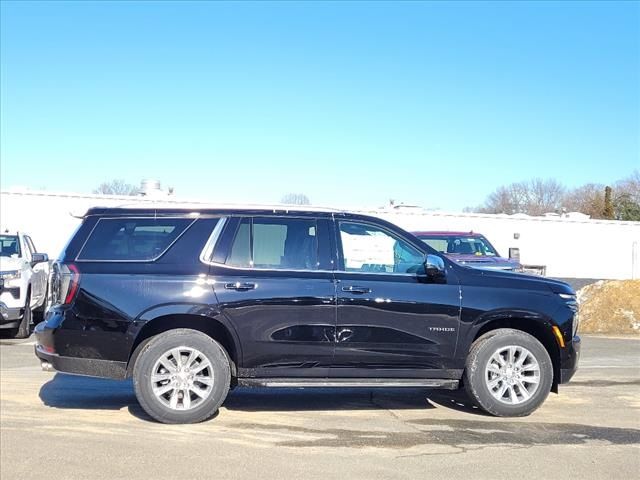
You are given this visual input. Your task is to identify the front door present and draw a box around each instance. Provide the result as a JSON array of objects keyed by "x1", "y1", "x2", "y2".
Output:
[
  {"x1": 331, "y1": 219, "x2": 461, "y2": 379},
  {"x1": 211, "y1": 215, "x2": 336, "y2": 378},
  {"x1": 23, "y1": 235, "x2": 46, "y2": 306}
]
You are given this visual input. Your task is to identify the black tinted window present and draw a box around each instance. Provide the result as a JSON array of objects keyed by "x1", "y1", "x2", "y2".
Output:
[
  {"x1": 226, "y1": 217, "x2": 319, "y2": 270},
  {"x1": 227, "y1": 219, "x2": 251, "y2": 267},
  {"x1": 78, "y1": 218, "x2": 194, "y2": 261}
]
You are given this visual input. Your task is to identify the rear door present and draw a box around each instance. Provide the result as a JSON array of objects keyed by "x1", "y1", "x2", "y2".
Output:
[
  {"x1": 209, "y1": 215, "x2": 336, "y2": 378},
  {"x1": 331, "y1": 217, "x2": 461, "y2": 379}
]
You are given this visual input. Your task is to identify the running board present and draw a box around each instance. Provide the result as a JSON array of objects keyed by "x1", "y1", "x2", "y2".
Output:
[{"x1": 238, "y1": 378, "x2": 459, "y2": 390}]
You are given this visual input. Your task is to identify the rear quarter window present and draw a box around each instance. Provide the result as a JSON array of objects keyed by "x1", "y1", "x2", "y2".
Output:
[{"x1": 77, "y1": 217, "x2": 195, "y2": 261}]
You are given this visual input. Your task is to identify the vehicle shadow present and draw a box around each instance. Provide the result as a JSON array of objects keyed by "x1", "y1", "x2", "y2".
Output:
[
  {"x1": 38, "y1": 373, "x2": 485, "y2": 422},
  {"x1": 37, "y1": 375, "x2": 640, "y2": 449}
]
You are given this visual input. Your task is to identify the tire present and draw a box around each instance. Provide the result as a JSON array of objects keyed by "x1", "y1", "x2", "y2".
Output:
[
  {"x1": 14, "y1": 290, "x2": 32, "y2": 339},
  {"x1": 463, "y1": 328, "x2": 553, "y2": 417},
  {"x1": 132, "y1": 329, "x2": 231, "y2": 424}
]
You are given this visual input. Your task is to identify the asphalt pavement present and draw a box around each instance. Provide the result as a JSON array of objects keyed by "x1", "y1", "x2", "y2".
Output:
[{"x1": 1, "y1": 334, "x2": 638, "y2": 480}]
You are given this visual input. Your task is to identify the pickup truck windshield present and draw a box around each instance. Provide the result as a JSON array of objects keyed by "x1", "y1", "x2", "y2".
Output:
[
  {"x1": 418, "y1": 235, "x2": 498, "y2": 257},
  {"x1": 0, "y1": 235, "x2": 21, "y2": 257}
]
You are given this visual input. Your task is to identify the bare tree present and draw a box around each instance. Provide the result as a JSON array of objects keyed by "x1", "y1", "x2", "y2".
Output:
[
  {"x1": 281, "y1": 193, "x2": 311, "y2": 205},
  {"x1": 613, "y1": 170, "x2": 640, "y2": 220},
  {"x1": 476, "y1": 179, "x2": 565, "y2": 215},
  {"x1": 527, "y1": 178, "x2": 565, "y2": 216},
  {"x1": 615, "y1": 170, "x2": 640, "y2": 203},
  {"x1": 93, "y1": 179, "x2": 138, "y2": 196},
  {"x1": 469, "y1": 171, "x2": 640, "y2": 220},
  {"x1": 563, "y1": 183, "x2": 605, "y2": 217}
]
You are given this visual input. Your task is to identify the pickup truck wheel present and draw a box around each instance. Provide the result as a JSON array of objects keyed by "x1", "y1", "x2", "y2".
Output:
[
  {"x1": 14, "y1": 290, "x2": 32, "y2": 339},
  {"x1": 463, "y1": 328, "x2": 553, "y2": 417},
  {"x1": 132, "y1": 329, "x2": 231, "y2": 424}
]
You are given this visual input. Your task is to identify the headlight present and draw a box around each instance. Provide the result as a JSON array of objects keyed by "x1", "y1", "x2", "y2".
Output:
[
  {"x1": 0, "y1": 270, "x2": 21, "y2": 288},
  {"x1": 558, "y1": 293, "x2": 576, "y2": 300},
  {"x1": 558, "y1": 293, "x2": 579, "y2": 335},
  {"x1": 0, "y1": 270, "x2": 21, "y2": 280}
]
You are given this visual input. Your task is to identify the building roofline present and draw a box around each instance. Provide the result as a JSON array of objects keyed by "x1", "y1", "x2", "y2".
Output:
[{"x1": 2, "y1": 189, "x2": 639, "y2": 226}]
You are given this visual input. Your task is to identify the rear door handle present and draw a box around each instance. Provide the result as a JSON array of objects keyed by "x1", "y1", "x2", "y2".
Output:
[
  {"x1": 341, "y1": 285, "x2": 371, "y2": 294},
  {"x1": 224, "y1": 282, "x2": 257, "y2": 291}
]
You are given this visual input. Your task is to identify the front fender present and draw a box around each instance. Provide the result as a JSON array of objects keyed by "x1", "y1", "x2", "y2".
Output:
[{"x1": 467, "y1": 308, "x2": 554, "y2": 340}]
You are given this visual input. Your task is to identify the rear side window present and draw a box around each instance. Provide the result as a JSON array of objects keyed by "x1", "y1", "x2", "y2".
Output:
[
  {"x1": 77, "y1": 217, "x2": 194, "y2": 261},
  {"x1": 226, "y1": 217, "x2": 319, "y2": 270}
]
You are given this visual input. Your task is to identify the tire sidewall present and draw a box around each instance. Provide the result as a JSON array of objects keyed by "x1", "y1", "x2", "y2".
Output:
[
  {"x1": 133, "y1": 329, "x2": 231, "y2": 424},
  {"x1": 15, "y1": 289, "x2": 32, "y2": 339},
  {"x1": 466, "y1": 330, "x2": 553, "y2": 416}
]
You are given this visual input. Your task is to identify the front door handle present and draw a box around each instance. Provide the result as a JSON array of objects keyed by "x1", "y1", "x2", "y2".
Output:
[
  {"x1": 224, "y1": 282, "x2": 257, "y2": 291},
  {"x1": 341, "y1": 285, "x2": 371, "y2": 294}
]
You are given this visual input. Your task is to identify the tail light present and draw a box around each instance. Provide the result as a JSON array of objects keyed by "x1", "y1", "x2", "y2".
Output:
[{"x1": 51, "y1": 263, "x2": 81, "y2": 306}]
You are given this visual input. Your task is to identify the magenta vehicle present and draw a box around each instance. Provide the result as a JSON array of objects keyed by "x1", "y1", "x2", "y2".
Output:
[{"x1": 412, "y1": 231, "x2": 522, "y2": 272}]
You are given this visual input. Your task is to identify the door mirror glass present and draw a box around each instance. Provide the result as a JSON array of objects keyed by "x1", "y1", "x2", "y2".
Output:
[{"x1": 31, "y1": 253, "x2": 48, "y2": 265}]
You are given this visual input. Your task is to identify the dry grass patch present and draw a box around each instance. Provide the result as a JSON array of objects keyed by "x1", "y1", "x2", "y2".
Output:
[{"x1": 577, "y1": 280, "x2": 640, "y2": 335}]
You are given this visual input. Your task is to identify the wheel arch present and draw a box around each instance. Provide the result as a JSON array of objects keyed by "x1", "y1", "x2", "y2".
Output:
[
  {"x1": 126, "y1": 313, "x2": 241, "y2": 379},
  {"x1": 470, "y1": 315, "x2": 561, "y2": 393}
]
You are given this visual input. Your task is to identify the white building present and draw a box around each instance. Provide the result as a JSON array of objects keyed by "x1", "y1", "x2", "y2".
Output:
[{"x1": 1, "y1": 189, "x2": 638, "y2": 280}]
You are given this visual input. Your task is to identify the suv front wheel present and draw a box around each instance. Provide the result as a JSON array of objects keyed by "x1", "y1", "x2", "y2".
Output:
[
  {"x1": 463, "y1": 328, "x2": 553, "y2": 417},
  {"x1": 132, "y1": 329, "x2": 231, "y2": 424}
]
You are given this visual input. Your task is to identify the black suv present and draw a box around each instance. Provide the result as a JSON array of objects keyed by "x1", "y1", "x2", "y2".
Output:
[{"x1": 35, "y1": 207, "x2": 580, "y2": 424}]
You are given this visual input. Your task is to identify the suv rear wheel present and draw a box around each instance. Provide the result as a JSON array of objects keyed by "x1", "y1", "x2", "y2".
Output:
[
  {"x1": 463, "y1": 328, "x2": 553, "y2": 417},
  {"x1": 132, "y1": 329, "x2": 231, "y2": 424}
]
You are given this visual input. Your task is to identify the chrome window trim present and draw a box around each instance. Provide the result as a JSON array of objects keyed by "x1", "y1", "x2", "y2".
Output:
[
  {"x1": 198, "y1": 217, "x2": 228, "y2": 265},
  {"x1": 198, "y1": 216, "x2": 424, "y2": 277},
  {"x1": 75, "y1": 216, "x2": 198, "y2": 263},
  {"x1": 335, "y1": 270, "x2": 419, "y2": 277},
  {"x1": 201, "y1": 259, "x2": 419, "y2": 277},
  {"x1": 203, "y1": 261, "x2": 336, "y2": 274}
]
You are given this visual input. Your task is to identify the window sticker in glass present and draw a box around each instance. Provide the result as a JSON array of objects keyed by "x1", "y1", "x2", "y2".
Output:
[{"x1": 339, "y1": 222, "x2": 424, "y2": 274}]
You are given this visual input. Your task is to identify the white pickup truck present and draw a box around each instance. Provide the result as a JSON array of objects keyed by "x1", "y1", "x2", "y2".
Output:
[{"x1": 0, "y1": 231, "x2": 49, "y2": 338}]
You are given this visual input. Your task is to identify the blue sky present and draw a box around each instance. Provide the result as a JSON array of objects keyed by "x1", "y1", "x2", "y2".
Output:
[{"x1": 1, "y1": 1, "x2": 638, "y2": 210}]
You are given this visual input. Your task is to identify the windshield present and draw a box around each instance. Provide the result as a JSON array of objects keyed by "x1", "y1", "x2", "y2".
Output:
[
  {"x1": 0, "y1": 235, "x2": 21, "y2": 257},
  {"x1": 418, "y1": 235, "x2": 499, "y2": 257}
]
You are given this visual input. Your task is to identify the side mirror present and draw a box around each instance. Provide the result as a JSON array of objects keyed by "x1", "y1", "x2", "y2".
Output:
[
  {"x1": 31, "y1": 253, "x2": 49, "y2": 265},
  {"x1": 425, "y1": 254, "x2": 446, "y2": 281}
]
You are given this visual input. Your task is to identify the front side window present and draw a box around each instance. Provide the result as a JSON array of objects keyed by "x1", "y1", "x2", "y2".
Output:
[
  {"x1": 339, "y1": 221, "x2": 424, "y2": 274},
  {"x1": 226, "y1": 217, "x2": 319, "y2": 270},
  {"x1": 78, "y1": 217, "x2": 194, "y2": 261}
]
